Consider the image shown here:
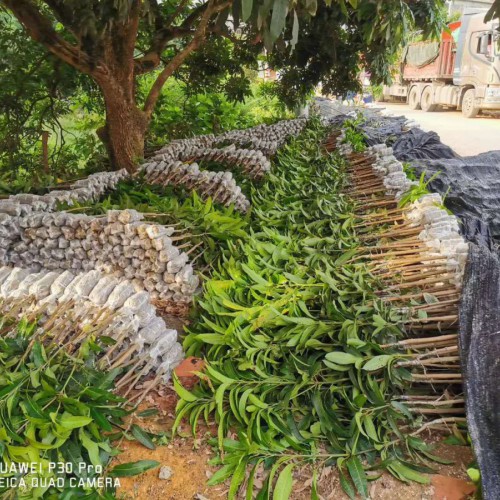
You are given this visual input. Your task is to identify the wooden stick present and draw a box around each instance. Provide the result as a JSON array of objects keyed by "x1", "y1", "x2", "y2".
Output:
[
  {"x1": 410, "y1": 407, "x2": 465, "y2": 415},
  {"x1": 398, "y1": 356, "x2": 460, "y2": 367},
  {"x1": 411, "y1": 373, "x2": 462, "y2": 380},
  {"x1": 406, "y1": 398, "x2": 465, "y2": 406},
  {"x1": 381, "y1": 334, "x2": 458, "y2": 348}
]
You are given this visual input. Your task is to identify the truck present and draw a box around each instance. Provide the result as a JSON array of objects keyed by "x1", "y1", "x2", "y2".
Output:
[{"x1": 382, "y1": 10, "x2": 500, "y2": 117}]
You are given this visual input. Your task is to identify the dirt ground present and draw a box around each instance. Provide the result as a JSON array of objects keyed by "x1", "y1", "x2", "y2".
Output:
[{"x1": 112, "y1": 380, "x2": 475, "y2": 500}]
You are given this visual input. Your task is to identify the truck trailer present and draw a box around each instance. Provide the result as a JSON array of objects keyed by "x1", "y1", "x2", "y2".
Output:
[{"x1": 382, "y1": 10, "x2": 500, "y2": 117}]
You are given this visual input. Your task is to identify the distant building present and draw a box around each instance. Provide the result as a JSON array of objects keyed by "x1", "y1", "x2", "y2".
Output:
[
  {"x1": 446, "y1": 0, "x2": 493, "y2": 15},
  {"x1": 257, "y1": 61, "x2": 277, "y2": 81}
]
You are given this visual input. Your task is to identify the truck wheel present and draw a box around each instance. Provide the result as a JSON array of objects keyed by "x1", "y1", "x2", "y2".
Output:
[
  {"x1": 462, "y1": 89, "x2": 479, "y2": 118},
  {"x1": 408, "y1": 87, "x2": 421, "y2": 110},
  {"x1": 421, "y1": 86, "x2": 438, "y2": 112}
]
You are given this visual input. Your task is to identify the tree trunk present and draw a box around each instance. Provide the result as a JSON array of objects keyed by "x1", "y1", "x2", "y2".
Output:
[{"x1": 97, "y1": 80, "x2": 149, "y2": 174}]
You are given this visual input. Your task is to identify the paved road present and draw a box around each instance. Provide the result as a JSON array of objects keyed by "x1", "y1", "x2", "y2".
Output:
[{"x1": 372, "y1": 102, "x2": 500, "y2": 157}]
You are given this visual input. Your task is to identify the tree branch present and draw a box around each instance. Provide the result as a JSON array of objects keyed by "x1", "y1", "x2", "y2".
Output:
[
  {"x1": 149, "y1": 0, "x2": 166, "y2": 32},
  {"x1": 180, "y1": 2, "x2": 212, "y2": 30},
  {"x1": 164, "y1": 0, "x2": 191, "y2": 28},
  {"x1": 143, "y1": 0, "x2": 231, "y2": 115},
  {"x1": 121, "y1": 0, "x2": 142, "y2": 68},
  {"x1": 42, "y1": 0, "x2": 77, "y2": 32},
  {"x1": 2, "y1": 0, "x2": 95, "y2": 75},
  {"x1": 133, "y1": 0, "x2": 207, "y2": 76},
  {"x1": 134, "y1": 27, "x2": 195, "y2": 75}
]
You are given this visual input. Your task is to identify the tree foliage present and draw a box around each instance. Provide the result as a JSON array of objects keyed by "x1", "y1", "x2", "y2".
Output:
[
  {"x1": 270, "y1": 0, "x2": 447, "y2": 106},
  {"x1": 0, "y1": 13, "x2": 100, "y2": 181},
  {"x1": 172, "y1": 121, "x2": 447, "y2": 498},
  {"x1": 0, "y1": 0, "x2": 449, "y2": 173},
  {"x1": 486, "y1": 0, "x2": 500, "y2": 24}
]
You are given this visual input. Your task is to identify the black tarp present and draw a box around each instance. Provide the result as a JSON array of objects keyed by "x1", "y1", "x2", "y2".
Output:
[
  {"x1": 319, "y1": 102, "x2": 500, "y2": 495},
  {"x1": 317, "y1": 101, "x2": 500, "y2": 246},
  {"x1": 362, "y1": 118, "x2": 499, "y2": 246},
  {"x1": 361, "y1": 119, "x2": 407, "y2": 146},
  {"x1": 392, "y1": 128, "x2": 458, "y2": 160},
  {"x1": 459, "y1": 245, "x2": 500, "y2": 500}
]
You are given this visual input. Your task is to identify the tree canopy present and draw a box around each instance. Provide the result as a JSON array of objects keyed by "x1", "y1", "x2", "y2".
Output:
[{"x1": 0, "y1": 0, "x2": 451, "y2": 173}]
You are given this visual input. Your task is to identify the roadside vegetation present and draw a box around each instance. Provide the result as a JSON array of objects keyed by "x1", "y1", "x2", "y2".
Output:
[
  {"x1": 0, "y1": 0, "x2": 491, "y2": 498},
  {"x1": 173, "y1": 121, "x2": 447, "y2": 498}
]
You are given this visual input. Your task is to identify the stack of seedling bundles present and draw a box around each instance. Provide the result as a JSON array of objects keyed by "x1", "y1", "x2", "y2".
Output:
[
  {"x1": 214, "y1": 118, "x2": 307, "y2": 154},
  {"x1": 140, "y1": 118, "x2": 307, "y2": 211},
  {"x1": 0, "y1": 207, "x2": 195, "y2": 396},
  {"x1": 0, "y1": 118, "x2": 307, "y2": 393},
  {"x1": 0, "y1": 265, "x2": 183, "y2": 400},
  {"x1": 1, "y1": 209, "x2": 197, "y2": 304},
  {"x1": 334, "y1": 129, "x2": 468, "y2": 418},
  {"x1": 0, "y1": 169, "x2": 128, "y2": 217},
  {"x1": 140, "y1": 160, "x2": 251, "y2": 212}
]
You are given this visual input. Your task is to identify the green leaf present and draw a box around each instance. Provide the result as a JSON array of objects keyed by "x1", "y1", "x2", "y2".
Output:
[
  {"x1": 131, "y1": 424, "x2": 156, "y2": 450},
  {"x1": 207, "y1": 464, "x2": 236, "y2": 486},
  {"x1": 467, "y1": 468, "x2": 480, "y2": 482},
  {"x1": 30, "y1": 371, "x2": 40, "y2": 388},
  {"x1": 339, "y1": 469, "x2": 356, "y2": 500},
  {"x1": 23, "y1": 396, "x2": 47, "y2": 420},
  {"x1": 61, "y1": 440, "x2": 85, "y2": 477},
  {"x1": 248, "y1": 393, "x2": 268, "y2": 409},
  {"x1": 291, "y1": 10, "x2": 299, "y2": 49},
  {"x1": 423, "y1": 293, "x2": 438, "y2": 304},
  {"x1": 109, "y1": 460, "x2": 160, "y2": 477},
  {"x1": 311, "y1": 468, "x2": 319, "y2": 500},
  {"x1": 362, "y1": 355, "x2": 393, "y2": 372},
  {"x1": 58, "y1": 413, "x2": 93, "y2": 430},
  {"x1": 417, "y1": 309, "x2": 428, "y2": 319},
  {"x1": 242, "y1": 263, "x2": 268, "y2": 285},
  {"x1": 195, "y1": 334, "x2": 225, "y2": 345},
  {"x1": 242, "y1": 0, "x2": 253, "y2": 22},
  {"x1": 335, "y1": 248, "x2": 357, "y2": 265},
  {"x1": 373, "y1": 314, "x2": 387, "y2": 328},
  {"x1": 79, "y1": 429, "x2": 101, "y2": 468},
  {"x1": 325, "y1": 352, "x2": 359, "y2": 365},
  {"x1": 389, "y1": 461, "x2": 430, "y2": 484},
  {"x1": 363, "y1": 415, "x2": 379, "y2": 442},
  {"x1": 323, "y1": 360, "x2": 354, "y2": 372},
  {"x1": 32, "y1": 342, "x2": 46, "y2": 368},
  {"x1": 391, "y1": 401, "x2": 412, "y2": 419},
  {"x1": 246, "y1": 460, "x2": 263, "y2": 500},
  {"x1": 443, "y1": 434, "x2": 467, "y2": 446},
  {"x1": 420, "y1": 449, "x2": 454, "y2": 465},
  {"x1": 346, "y1": 456, "x2": 368, "y2": 498},
  {"x1": 205, "y1": 365, "x2": 236, "y2": 384},
  {"x1": 228, "y1": 459, "x2": 247, "y2": 499},
  {"x1": 269, "y1": 0, "x2": 289, "y2": 43},
  {"x1": 273, "y1": 463, "x2": 294, "y2": 500},
  {"x1": 215, "y1": 382, "x2": 231, "y2": 416},
  {"x1": 173, "y1": 375, "x2": 198, "y2": 402}
]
